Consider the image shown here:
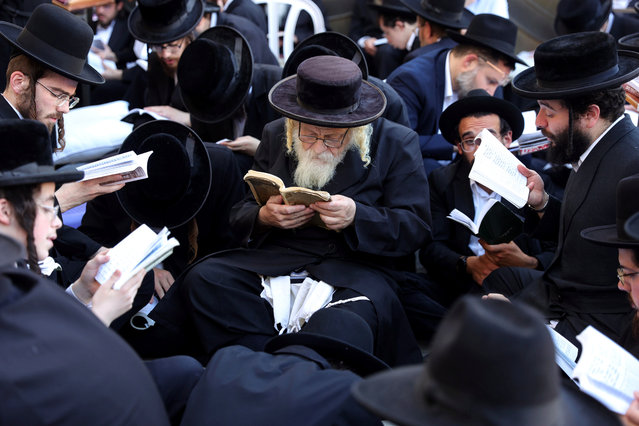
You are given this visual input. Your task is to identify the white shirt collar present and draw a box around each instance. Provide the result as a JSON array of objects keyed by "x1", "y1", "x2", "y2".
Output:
[
  {"x1": 442, "y1": 51, "x2": 456, "y2": 112},
  {"x1": 574, "y1": 114, "x2": 624, "y2": 172},
  {"x1": 604, "y1": 12, "x2": 614, "y2": 33},
  {"x1": 406, "y1": 29, "x2": 418, "y2": 51}
]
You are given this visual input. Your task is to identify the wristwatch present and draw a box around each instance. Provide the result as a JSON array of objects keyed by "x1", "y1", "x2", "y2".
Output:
[{"x1": 456, "y1": 255, "x2": 468, "y2": 275}]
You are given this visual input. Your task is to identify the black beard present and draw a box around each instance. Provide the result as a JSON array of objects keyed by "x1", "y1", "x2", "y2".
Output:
[{"x1": 545, "y1": 126, "x2": 592, "y2": 165}]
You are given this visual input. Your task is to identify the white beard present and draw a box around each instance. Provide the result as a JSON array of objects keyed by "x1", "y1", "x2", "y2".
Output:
[{"x1": 292, "y1": 138, "x2": 348, "y2": 189}]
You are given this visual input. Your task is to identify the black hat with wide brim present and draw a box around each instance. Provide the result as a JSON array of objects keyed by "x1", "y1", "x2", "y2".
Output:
[
  {"x1": 513, "y1": 31, "x2": 639, "y2": 99},
  {"x1": 581, "y1": 174, "x2": 639, "y2": 247},
  {"x1": 128, "y1": 0, "x2": 203, "y2": 44},
  {"x1": 625, "y1": 211, "x2": 639, "y2": 241},
  {"x1": 0, "y1": 4, "x2": 104, "y2": 85},
  {"x1": 178, "y1": 26, "x2": 253, "y2": 123},
  {"x1": 554, "y1": 0, "x2": 612, "y2": 36},
  {"x1": 269, "y1": 56, "x2": 386, "y2": 128},
  {"x1": 618, "y1": 32, "x2": 639, "y2": 53},
  {"x1": 439, "y1": 89, "x2": 524, "y2": 145},
  {"x1": 117, "y1": 120, "x2": 211, "y2": 229},
  {"x1": 282, "y1": 31, "x2": 369, "y2": 80},
  {"x1": 400, "y1": 0, "x2": 473, "y2": 29},
  {"x1": 0, "y1": 119, "x2": 83, "y2": 187},
  {"x1": 447, "y1": 13, "x2": 526, "y2": 66},
  {"x1": 352, "y1": 296, "x2": 621, "y2": 426},
  {"x1": 264, "y1": 308, "x2": 389, "y2": 377}
]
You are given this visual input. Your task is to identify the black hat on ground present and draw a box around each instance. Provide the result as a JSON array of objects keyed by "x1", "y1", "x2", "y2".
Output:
[
  {"x1": 269, "y1": 56, "x2": 386, "y2": 128},
  {"x1": 352, "y1": 296, "x2": 620, "y2": 426},
  {"x1": 581, "y1": 175, "x2": 639, "y2": 247},
  {"x1": 0, "y1": 119, "x2": 83, "y2": 187},
  {"x1": 117, "y1": 120, "x2": 211, "y2": 229},
  {"x1": 368, "y1": 0, "x2": 414, "y2": 17},
  {"x1": 439, "y1": 89, "x2": 524, "y2": 145},
  {"x1": 178, "y1": 26, "x2": 253, "y2": 123},
  {"x1": 128, "y1": 0, "x2": 204, "y2": 44},
  {"x1": 400, "y1": 0, "x2": 472, "y2": 30},
  {"x1": 0, "y1": 3, "x2": 103, "y2": 85},
  {"x1": 512, "y1": 31, "x2": 639, "y2": 99},
  {"x1": 619, "y1": 32, "x2": 639, "y2": 53},
  {"x1": 282, "y1": 31, "x2": 369, "y2": 80},
  {"x1": 447, "y1": 13, "x2": 526, "y2": 66},
  {"x1": 264, "y1": 308, "x2": 389, "y2": 377},
  {"x1": 554, "y1": 0, "x2": 612, "y2": 36}
]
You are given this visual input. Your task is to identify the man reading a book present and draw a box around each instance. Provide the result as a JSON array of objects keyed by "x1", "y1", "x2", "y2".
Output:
[
  {"x1": 483, "y1": 32, "x2": 639, "y2": 346},
  {"x1": 420, "y1": 89, "x2": 555, "y2": 307},
  {"x1": 176, "y1": 56, "x2": 431, "y2": 366}
]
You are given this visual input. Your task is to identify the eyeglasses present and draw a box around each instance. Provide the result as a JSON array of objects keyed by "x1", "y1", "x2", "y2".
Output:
[
  {"x1": 460, "y1": 137, "x2": 481, "y2": 152},
  {"x1": 617, "y1": 267, "x2": 639, "y2": 286},
  {"x1": 298, "y1": 125, "x2": 349, "y2": 149},
  {"x1": 478, "y1": 56, "x2": 512, "y2": 87},
  {"x1": 36, "y1": 81, "x2": 80, "y2": 109},
  {"x1": 148, "y1": 41, "x2": 184, "y2": 54},
  {"x1": 37, "y1": 203, "x2": 60, "y2": 221}
]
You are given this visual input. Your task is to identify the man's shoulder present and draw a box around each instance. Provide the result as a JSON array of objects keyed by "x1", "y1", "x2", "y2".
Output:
[
  {"x1": 429, "y1": 159, "x2": 463, "y2": 189},
  {"x1": 388, "y1": 47, "x2": 446, "y2": 81}
]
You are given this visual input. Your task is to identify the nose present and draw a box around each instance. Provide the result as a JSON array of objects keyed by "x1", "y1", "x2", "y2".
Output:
[
  {"x1": 619, "y1": 279, "x2": 628, "y2": 292},
  {"x1": 535, "y1": 110, "x2": 546, "y2": 129},
  {"x1": 57, "y1": 101, "x2": 69, "y2": 114},
  {"x1": 52, "y1": 214, "x2": 62, "y2": 230},
  {"x1": 312, "y1": 139, "x2": 328, "y2": 155}
]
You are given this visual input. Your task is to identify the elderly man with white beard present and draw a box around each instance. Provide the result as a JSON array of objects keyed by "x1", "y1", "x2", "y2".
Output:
[{"x1": 177, "y1": 55, "x2": 431, "y2": 367}]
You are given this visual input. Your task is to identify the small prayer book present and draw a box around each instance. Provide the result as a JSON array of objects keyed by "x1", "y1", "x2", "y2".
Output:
[
  {"x1": 77, "y1": 150, "x2": 153, "y2": 185},
  {"x1": 446, "y1": 198, "x2": 523, "y2": 245}
]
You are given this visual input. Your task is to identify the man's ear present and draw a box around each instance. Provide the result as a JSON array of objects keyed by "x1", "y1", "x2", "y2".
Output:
[
  {"x1": 459, "y1": 53, "x2": 479, "y2": 73},
  {"x1": 502, "y1": 130, "x2": 513, "y2": 148},
  {"x1": 456, "y1": 143, "x2": 463, "y2": 155},
  {"x1": 9, "y1": 71, "x2": 29, "y2": 94},
  {"x1": 0, "y1": 199, "x2": 13, "y2": 226},
  {"x1": 582, "y1": 104, "x2": 601, "y2": 129}
]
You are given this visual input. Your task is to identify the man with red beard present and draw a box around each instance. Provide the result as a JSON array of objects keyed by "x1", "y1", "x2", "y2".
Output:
[{"x1": 483, "y1": 31, "x2": 639, "y2": 347}]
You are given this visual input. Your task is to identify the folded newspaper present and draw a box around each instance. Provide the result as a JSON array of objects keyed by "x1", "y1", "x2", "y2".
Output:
[
  {"x1": 77, "y1": 150, "x2": 153, "y2": 185},
  {"x1": 95, "y1": 225, "x2": 179, "y2": 290}
]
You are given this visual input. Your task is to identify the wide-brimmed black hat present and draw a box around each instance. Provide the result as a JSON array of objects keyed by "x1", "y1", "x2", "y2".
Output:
[
  {"x1": 282, "y1": 32, "x2": 369, "y2": 80},
  {"x1": 352, "y1": 296, "x2": 620, "y2": 426},
  {"x1": 0, "y1": 4, "x2": 103, "y2": 85},
  {"x1": 128, "y1": 0, "x2": 203, "y2": 44},
  {"x1": 554, "y1": 0, "x2": 612, "y2": 36},
  {"x1": 581, "y1": 175, "x2": 639, "y2": 247},
  {"x1": 178, "y1": 26, "x2": 253, "y2": 123},
  {"x1": 619, "y1": 32, "x2": 639, "y2": 53},
  {"x1": 513, "y1": 31, "x2": 639, "y2": 99},
  {"x1": 439, "y1": 89, "x2": 524, "y2": 145},
  {"x1": 269, "y1": 56, "x2": 386, "y2": 128},
  {"x1": 368, "y1": 0, "x2": 414, "y2": 17},
  {"x1": 0, "y1": 119, "x2": 83, "y2": 187},
  {"x1": 447, "y1": 13, "x2": 526, "y2": 66},
  {"x1": 117, "y1": 121, "x2": 211, "y2": 229},
  {"x1": 625, "y1": 211, "x2": 639, "y2": 241},
  {"x1": 264, "y1": 308, "x2": 389, "y2": 377},
  {"x1": 400, "y1": 0, "x2": 472, "y2": 30}
]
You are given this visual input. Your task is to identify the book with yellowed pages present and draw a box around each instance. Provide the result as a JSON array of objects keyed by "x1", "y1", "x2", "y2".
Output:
[
  {"x1": 243, "y1": 170, "x2": 331, "y2": 228},
  {"x1": 77, "y1": 150, "x2": 153, "y2": 185}
]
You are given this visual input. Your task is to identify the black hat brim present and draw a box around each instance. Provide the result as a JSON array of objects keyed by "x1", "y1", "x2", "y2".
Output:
[
  {"x1": 581, "y1": 224, "x2": 639, "y2": 247},
  {"x1": 264, "y1": 332, "x2": 389, "y2": 377},
  {"x1": 368, "y1": 2, "x2": 413, "y2": 16},
  {"x1": 625, "y1": 212, "x2": 639, "y2": 241},
  {"x1": 0, "y1": 166, "x2": 83, "y2": 187},
  {"x1": 512, "y1": 50, "x2": 639, "y2": 98},
  {"x1": 128, "y1": 0, "x2": 203, "y2": 45},
  {"x1": 439, "y1": 94, "x2": 524, "y2": 144},
  {"x1": 352, "y1": 365, "x2": 621, "y2": 426},
  {"x1": 399, "y1": 0, "x2": 473, "y2": 29},
  {"x1": 0, "y1": 22, "x2": 104, "y2": 85},
  {"x1": 116, "y1": 121, "x2": 211, "y2": 229},
  {"x1": 269, "y1": 75, "x2": 386, "y2": 128},
  {"x1": 447, "y1": 29, "x2": 527, "y2": 66},
  {"x1": 178, "y1": 26, "x2": 253, "y2": 123}
]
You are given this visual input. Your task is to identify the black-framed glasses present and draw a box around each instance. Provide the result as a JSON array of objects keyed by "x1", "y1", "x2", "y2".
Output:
[
  {"x1": 617, "y1": 267, "x2": 639, "y2": 286},
  {"x1": 36, "y1": 81, "x2": 80, "y2": 109},
  {"x1": 298, "y1": 125, "x2": 349, "y2": 149},
  {"x1": 148, "y1": 40, "x2": 184, "y2": 54}
]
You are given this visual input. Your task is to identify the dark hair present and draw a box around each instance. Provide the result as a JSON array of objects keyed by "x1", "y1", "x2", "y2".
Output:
[
  {"x1": 452, "y1": 111, "x2": 512, "y2": 143},
  {"x1": 564, "y1": 87, "x2": 626, "y2": 123},
  {"x1": 451, "y1": 44, "x2": 515, "y2": 70},
  {"x1": 0, "y1": 184, "x2": 40, "y2": 273},
  {"x1": 417, "y1": 16, "x2": 455, "y2": 39},
  {"x1": 379, "y1": 12, "x2": 417, "y2": 27}
]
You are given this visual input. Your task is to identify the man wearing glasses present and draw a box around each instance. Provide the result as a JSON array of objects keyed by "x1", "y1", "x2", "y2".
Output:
[
  {"x1": 386, "y1": 13, "x2": 525, "y2": 174},
  {"x1": 418, "y1": 89, "x2": 555, "y2": 310}
]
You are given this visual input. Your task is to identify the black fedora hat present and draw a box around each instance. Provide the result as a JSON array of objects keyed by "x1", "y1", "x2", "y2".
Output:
[
  {"x1": 269, "y1": 56, "x2": 386, "y2": 128},
  {"x1": 128, "y1": 0, "x2": 204, "y2": 44},
  {"x1": 352, "y1": 296, "x2": 620, "y2": 426},
  {"x1": 512, "y1": 31, "x2": 639, "y2": 99},
  {"x1": 447, "y1": 13, "x2": 526, "y2": 66},
  {"x1": 0, "y1": 119, "x2": 83, "y2": 187},
  {"x1": 368, "y1": 0, "x2": 414, "y2": 17},
  {"x1": 116, "y1": 120, "x2": 211, "y2": 229},
  {"x1": 625, "y1": 211, "x2": 639, "y2": 241},
  {"x1": 581, "y1": 175, "x2": 639, "y2": 247},
  {"x1": 0, "y1": 4, "x2": 103, "y2": 85},
  {"x1": 264, "y1": 308, "x2": 389, "y2": 377},
  {"x1": 439, "y1": 89, "x2": 524, "y2": 145},
  {"x1": 400, "y1": 0, "x2": 473, "y2": 30},
  {"x1": 178, "y1": 26, "x2": 253, "y2": 123},
  {"x1": 282, "y1": 31, "x2": 369, "y2": 80},
  {"x1": 554, "y1": 0, "x2": 612, "y2": 36},
  {"x1": 619, "y1": 32, "x2": 639, "y2": 53}
]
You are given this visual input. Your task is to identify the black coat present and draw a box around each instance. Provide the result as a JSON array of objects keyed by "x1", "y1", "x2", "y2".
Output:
[
  {"x1": 224, "y1": 0, "x2": 268, "y2": 33},
  {"x1": 217, "y1": 13, "x2": 279, "y2": 66},
  {"x1": 90, "y1": 16, "x2": 136, "y2": 69}
]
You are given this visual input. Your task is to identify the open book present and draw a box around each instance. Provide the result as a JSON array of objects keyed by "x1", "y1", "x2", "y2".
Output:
[
  {"x1": 77, "y1": 150, "x2": 153, "y2": 185},
  {"x1": 121, "y1": 108, "x2": 168, "y2": 125},
  {"x1": 546, "y1": 325, "x2": 579, "y2": 378},
  {"x1": 446, "y1": 198, "x2": 523, "y2": 245},
  {"x1": 468, "y1": 128, "x2": 530, "y2": 208},
  {"x1": 95, "y1": 224, "x2": 179, "y2": 290},
  {"x1": 244, "y1": 170, "x2": 331, "y2": 228}
]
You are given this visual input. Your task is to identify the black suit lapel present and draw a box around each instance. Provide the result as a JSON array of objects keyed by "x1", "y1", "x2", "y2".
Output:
[{"x1": 0, "y1": 96, "x2": 20, "y2": 119}]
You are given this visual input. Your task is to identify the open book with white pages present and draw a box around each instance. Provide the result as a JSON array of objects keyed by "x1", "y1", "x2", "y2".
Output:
[
  {"x1": 468, "y1": 128, "x2": 530, "y2": 208},
  {"x1": 95, "y1": 225, "x2": 179, "y2": 290},
  {"x1": 77, "y1": 150, "x2": 153, "y2": 185}
]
